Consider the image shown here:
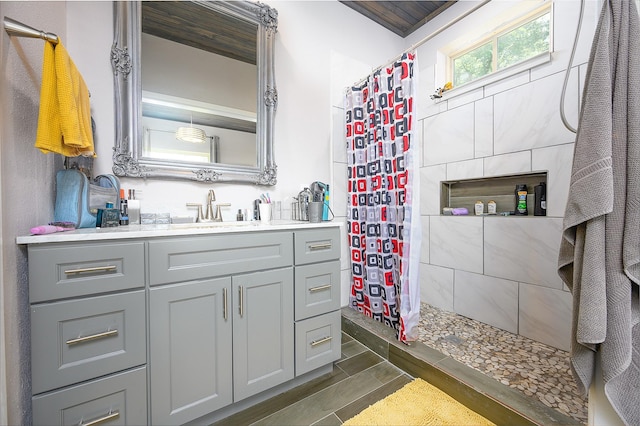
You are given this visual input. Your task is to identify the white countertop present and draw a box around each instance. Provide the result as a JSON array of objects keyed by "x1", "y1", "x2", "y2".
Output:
[{"x1": 16, "y1": 220, "x2": 342, "y2": 245}]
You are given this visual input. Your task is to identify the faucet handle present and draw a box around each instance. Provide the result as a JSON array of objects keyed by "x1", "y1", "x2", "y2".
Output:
[
  {"x1": 186, "y1": 203, "x2": 204, "y2": 222},
  {"x1": 214, "y1": 203, "x2": 231, "y2": 222}
]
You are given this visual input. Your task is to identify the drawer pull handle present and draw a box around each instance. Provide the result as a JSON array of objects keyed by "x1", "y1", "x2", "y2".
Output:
[
  {"x1": 79, "y1": 410, "x2": 120, "y2": 426},
  {"x1": 309, "y1": 284, "x2": 331, "y2": 293},
  {"x1": 66, "y1": 329, "x2": 118, "y2": 346},
  {"x1": 309, "y1": 242, "x2": 332, "y2": 251},
  {"x1": 223, "y1": 288, "x2": 228, "y2": 321},
  {"x1": 64, "y1": 265, "x2": 117, "y2": 275},
  {"x1": 310, "y1": 336, "x2": 332, "y2": 347},
  {"x1": 239, "y1": 286, "x2": 244, "y2": 318}
]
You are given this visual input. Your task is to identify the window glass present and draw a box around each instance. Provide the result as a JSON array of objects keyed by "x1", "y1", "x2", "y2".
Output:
[
  {"x1": 497, "y1": 13, "x2": 550, "y2": 70},
  {"x1": 452, "y1": 42, "x2": 492, "y2": 87}
]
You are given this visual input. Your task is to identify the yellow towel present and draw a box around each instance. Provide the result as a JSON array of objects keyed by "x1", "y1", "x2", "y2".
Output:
[{"x1": 35, "y1": 40, "x2": 95, "y2": 157}]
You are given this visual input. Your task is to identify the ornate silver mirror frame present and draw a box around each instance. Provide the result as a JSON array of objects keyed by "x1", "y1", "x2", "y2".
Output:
[{"x1": 111, "y1": 1, "x2": 278, "y2": 184}]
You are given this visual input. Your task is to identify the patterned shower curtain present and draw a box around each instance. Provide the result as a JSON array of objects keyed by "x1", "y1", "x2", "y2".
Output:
[{"x1": 345, "y1": 52, "x2": 421, "y2": 343}]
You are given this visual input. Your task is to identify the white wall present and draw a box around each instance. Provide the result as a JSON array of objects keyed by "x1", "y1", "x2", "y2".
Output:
[{"x1": 1, "y1": 3, "x2": 67, "y2": 424}]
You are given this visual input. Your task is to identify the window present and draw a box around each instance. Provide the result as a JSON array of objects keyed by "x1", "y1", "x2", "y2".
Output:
[{"x1": 451, "y1": 10, "x2": 551, "y2": 87}]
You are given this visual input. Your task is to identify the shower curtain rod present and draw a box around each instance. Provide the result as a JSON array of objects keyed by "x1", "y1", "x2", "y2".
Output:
[
  {"x1": 3, "y1": 16, "x2": 59, "y2": 44},
  {"x1": 349, "y1": 0, "x2": 491, "y2": 89}
]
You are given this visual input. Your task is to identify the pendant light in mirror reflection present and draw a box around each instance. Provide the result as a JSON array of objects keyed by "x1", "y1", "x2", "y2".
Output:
[
  {"x1": 143, "y1": 126, "x2": 219, "y2": 164},
  {"x1": 175, "y1": 116, "x2": 206, "y2": 144}
]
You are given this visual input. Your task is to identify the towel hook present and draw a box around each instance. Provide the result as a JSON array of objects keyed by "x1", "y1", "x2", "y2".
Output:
[{"x1": 3, "y1": 16, "x2": 58, "y2": 44}]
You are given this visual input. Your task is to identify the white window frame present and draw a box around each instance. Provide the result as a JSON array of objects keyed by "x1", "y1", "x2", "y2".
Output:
[{"x1": 434, "y1": 1, "x2": 553, "y2": 99}]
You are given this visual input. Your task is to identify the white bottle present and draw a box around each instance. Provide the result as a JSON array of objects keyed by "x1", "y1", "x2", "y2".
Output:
[
  {"x1": 474, "y1": 201, "x2": 484, "y2": 216},
  {"x1": 127, "y1": 189, "x2": 141, "y2": 224}
]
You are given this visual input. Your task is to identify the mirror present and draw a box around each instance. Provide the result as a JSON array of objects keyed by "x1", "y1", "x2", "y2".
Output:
[{"x1": 111, "y1": 1, "x2": 278, "y2": 184}]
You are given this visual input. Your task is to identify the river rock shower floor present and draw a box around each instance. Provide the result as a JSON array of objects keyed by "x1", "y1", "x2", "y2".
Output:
[{"x1": 416, "y1": 303, "x2": 588, "y2": 424}]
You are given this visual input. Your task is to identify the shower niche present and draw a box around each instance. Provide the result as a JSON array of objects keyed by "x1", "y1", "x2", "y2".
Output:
[{"x1": 440, "y1": 171, "x2": 548, "y2": 215}]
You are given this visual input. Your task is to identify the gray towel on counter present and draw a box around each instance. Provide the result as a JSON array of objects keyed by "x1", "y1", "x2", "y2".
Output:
[{"x1": 558, "y1": 1, "x2": 640, "y2": 425}]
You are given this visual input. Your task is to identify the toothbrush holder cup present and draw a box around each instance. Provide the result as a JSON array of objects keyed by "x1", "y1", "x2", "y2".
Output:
[{"x1": 258, "y1": 203, "x2": 271, "y2": 223}]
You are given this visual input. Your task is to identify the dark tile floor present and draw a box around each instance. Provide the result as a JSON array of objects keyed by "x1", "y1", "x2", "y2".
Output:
[{"x1": 214, "y1": 333, "x2": 413, "y2": 425}]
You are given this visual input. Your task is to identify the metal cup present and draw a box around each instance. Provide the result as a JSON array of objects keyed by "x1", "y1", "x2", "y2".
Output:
[{"x1": 308, "y1": 201, "x2": 323, "y2": 223}]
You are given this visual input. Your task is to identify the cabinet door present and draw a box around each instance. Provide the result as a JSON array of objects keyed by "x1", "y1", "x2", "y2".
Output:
[
  {"x1": 233, "y1": 268, "x2": 294, "y2": 402},
  {"x1": 150, "y1": 278, "x2": 232, "y2": 425}
]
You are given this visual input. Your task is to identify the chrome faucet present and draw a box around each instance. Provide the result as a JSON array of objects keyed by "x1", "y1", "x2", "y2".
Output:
[
  {"x1": 187, "y1": 189, "x2": 230, "y2": 222},
  {"x1": 205, "y1": 189, "x2": 217, "y2": 221}
]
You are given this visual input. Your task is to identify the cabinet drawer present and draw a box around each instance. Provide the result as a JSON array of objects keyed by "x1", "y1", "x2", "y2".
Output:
[
  {"x1": 148, "y1": 231, "x2": 293, "y2": 285},
  {"x1": 31, "y1": 290, "x2": 146, "y2": 394},
  {"x1": 28, "y1": 242, "x2": 145, "y2": 303},
  {"x1": 295, "y1": 310, "x2": 341, "y2": 376},
  {"x1": 32, "y1": 366, "x2": 147, "y2": 426},
  {"x1": 294, "y1": 228, "x2": 340, "y2": 265},
  {"x1": 295, "y1": 260, "x2": 340, "y2": 321}
]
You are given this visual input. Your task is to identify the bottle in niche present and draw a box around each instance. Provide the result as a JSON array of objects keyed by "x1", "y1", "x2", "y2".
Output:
[
  {"x1": 534, "y1": 182, "x2": 547, "y2": 216},
  {"x1": 515, "y1": 184, "x2": 528, "y2": 215},
  {"x1": 474, "y1": 200, "x2": 484, "y2": 215},
  {"x1": 487, "y1": 200, "x2": 497, "y2": 215}
]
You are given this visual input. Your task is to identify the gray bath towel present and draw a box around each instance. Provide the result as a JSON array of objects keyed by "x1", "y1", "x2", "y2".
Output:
[{"x1": 558, "y1": 1, "x2": 640, "y2": 425}]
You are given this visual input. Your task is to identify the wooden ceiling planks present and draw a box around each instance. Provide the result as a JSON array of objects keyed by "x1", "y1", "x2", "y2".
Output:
[{"x1": 339, "y1": 1, "x2": 457, "y2": 38}]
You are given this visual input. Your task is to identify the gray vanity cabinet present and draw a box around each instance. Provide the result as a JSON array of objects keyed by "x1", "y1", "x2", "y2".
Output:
[
  {"x1": 22, "y1": 224, "x2": 341, "y2": 426},
  {"x1": 147, "y1": 232, "x2": 294, "y2": 425}
]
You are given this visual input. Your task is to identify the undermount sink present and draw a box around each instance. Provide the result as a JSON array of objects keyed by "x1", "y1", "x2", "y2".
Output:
[{"x1": 169, "y1": 221, "x2": 259, "y2": 230}]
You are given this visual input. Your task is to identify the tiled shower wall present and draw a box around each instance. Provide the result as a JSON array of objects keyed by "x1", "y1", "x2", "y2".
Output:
[{"x1": 416, "y1": 30, "x2": 593, "y2": 352}]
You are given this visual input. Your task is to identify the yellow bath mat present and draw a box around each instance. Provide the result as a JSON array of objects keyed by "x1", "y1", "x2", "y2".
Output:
[{"x1": 344, "y1": 378, "x2": 495, "y2": 426}]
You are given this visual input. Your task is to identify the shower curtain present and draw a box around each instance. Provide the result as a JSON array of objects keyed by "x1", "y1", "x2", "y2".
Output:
[{"x1": 344, "y1": 52, "x2": 421, "y2": 343}]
